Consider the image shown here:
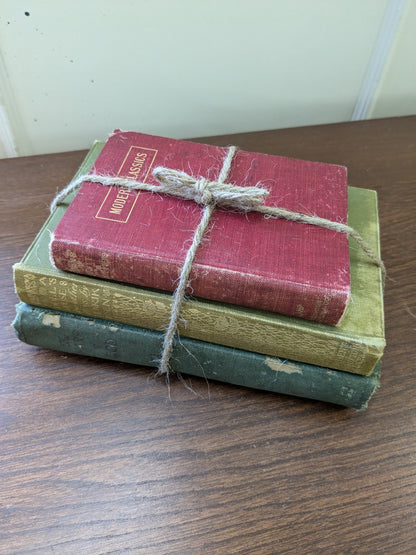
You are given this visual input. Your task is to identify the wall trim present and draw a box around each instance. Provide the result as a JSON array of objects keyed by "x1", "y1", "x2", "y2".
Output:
[
  {"x1": 351, "y1": 0, "x2": 407, "y2": 120},
  {"x1": 0, "y1": 105, "x2": 17, "y2": 158}
]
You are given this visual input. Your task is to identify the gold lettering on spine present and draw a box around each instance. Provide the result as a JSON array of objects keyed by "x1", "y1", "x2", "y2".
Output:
[
  {"x1": 23, "y1": 273, "x2": 38, "y2": 295},
  {"x1": 109, "y1": 188, "x2": 132, "y2": 215},
  {"x1": 95, "y1": 146, "x2": 158, "y2": 222},
  {"x1": 127, "y1": 152, "x2": 147, "y2": 179}
]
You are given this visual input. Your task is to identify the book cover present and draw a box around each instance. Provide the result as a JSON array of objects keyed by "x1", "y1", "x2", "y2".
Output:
[
  {"x1": 13, "y1": 143, "x2": 385, "y2": 376},
  {"x1": 13, "y1": 303, "x2": 381, "y2": 409},
  {"x1": 50, "y1": 130, "x2": 350, "y2": 325}
]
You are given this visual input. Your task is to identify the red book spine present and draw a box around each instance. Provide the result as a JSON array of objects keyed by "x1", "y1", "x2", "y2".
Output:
[{"x1": 50, "y1": 235, "x2": 348, "y2": 324}]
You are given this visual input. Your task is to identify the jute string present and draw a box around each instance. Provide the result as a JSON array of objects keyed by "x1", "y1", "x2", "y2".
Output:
[{"x1": 51, "y1": 146, "x2": 385, "y2": 381}]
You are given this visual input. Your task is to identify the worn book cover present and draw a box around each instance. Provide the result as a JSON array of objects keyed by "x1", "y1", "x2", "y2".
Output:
[
  {"x1": 13, "y1": 303, "x2": 381, "y2": 409},
  {"x1": 13, "y1": 143, "x2": 385, "y2": 376},
  {"x1": 50, "y1": 130, "x2": 350, "y2": 325}
]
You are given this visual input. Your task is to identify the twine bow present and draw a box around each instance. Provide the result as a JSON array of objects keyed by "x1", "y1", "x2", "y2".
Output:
[
  {"x1": 51, "y1": 146, "x2": 385, "y2": 384},
  {"x1": 152, "y1": 166, "x2": 269, "y2": 210}
]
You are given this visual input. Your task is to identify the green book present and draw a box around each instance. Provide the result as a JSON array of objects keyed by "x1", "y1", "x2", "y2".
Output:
[
  {"x1": 13, "y1": 302, "x2": 381, "y2": 409},
  {"x1": 13, "y1": 143, "x2": 385, "y2": 375}
]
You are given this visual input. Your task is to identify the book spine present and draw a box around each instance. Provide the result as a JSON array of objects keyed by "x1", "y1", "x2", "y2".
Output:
[
  {"x1": 50, "y1": 241, "x2": 347, "y2": 325},
  {"x1": 13, "y1": 303, "x2": 381, "y2": 409},
  {"x1": 13, "y1": 264, "x2": 382, "y2": 376}
]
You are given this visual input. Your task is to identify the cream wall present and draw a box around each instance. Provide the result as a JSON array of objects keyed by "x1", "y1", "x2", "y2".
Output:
[{"x1": 0, "y1": 0, "x2": 414, "y2": 157}]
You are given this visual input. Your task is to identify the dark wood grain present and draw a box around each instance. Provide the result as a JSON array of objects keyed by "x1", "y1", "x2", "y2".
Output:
[{"x1": 1, "y1": 117, "x2": 415, "y2": 554}]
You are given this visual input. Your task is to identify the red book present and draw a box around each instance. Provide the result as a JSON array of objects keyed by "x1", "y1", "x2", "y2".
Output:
[{"x1": 50, "y1": 130, "x2": 350, "y2": 324}]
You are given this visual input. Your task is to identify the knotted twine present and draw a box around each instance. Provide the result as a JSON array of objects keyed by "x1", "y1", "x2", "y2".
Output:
[{"x1": 51, "y1": 146, "x2": 385, "y2": 383}]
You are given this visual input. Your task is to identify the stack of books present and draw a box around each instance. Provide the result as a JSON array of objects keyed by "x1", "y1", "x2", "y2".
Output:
[{"x1": 12, "y1": 131, "x2": 385, "y2": 409}]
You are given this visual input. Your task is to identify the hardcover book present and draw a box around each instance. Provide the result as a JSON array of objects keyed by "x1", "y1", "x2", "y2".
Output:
[
  {"x1": 13, "y1": 303, "x2": 381, "y2": 410},
  {"x1": 13, "y1": 143, "x2": 385, "y2": 376},
  {"x1": 49, "y1": 130, "x2": 351, "y2": 325}
]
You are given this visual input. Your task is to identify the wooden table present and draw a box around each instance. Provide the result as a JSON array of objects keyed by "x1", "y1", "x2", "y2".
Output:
[{"x1": 1, "y1": 117, "x2": 415, "y2": 554}]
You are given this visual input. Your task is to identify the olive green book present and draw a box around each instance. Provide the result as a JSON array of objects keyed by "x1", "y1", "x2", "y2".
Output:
[
  {"x1": 13, "y1": 302, "x2": 381, "y2": 409},
  {"x1": 13, "y1": 142, "x2": 385, "y2": 375}
]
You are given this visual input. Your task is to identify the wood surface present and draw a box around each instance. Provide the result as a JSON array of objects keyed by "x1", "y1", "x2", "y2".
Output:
[{"x1": 1, "y1": 117, "x2": 415, "y2": 554}]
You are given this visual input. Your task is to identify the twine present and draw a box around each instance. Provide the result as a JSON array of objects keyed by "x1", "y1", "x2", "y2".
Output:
[{"x1": 51, "y1": 147, "x2": 385, "y2": 381}]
